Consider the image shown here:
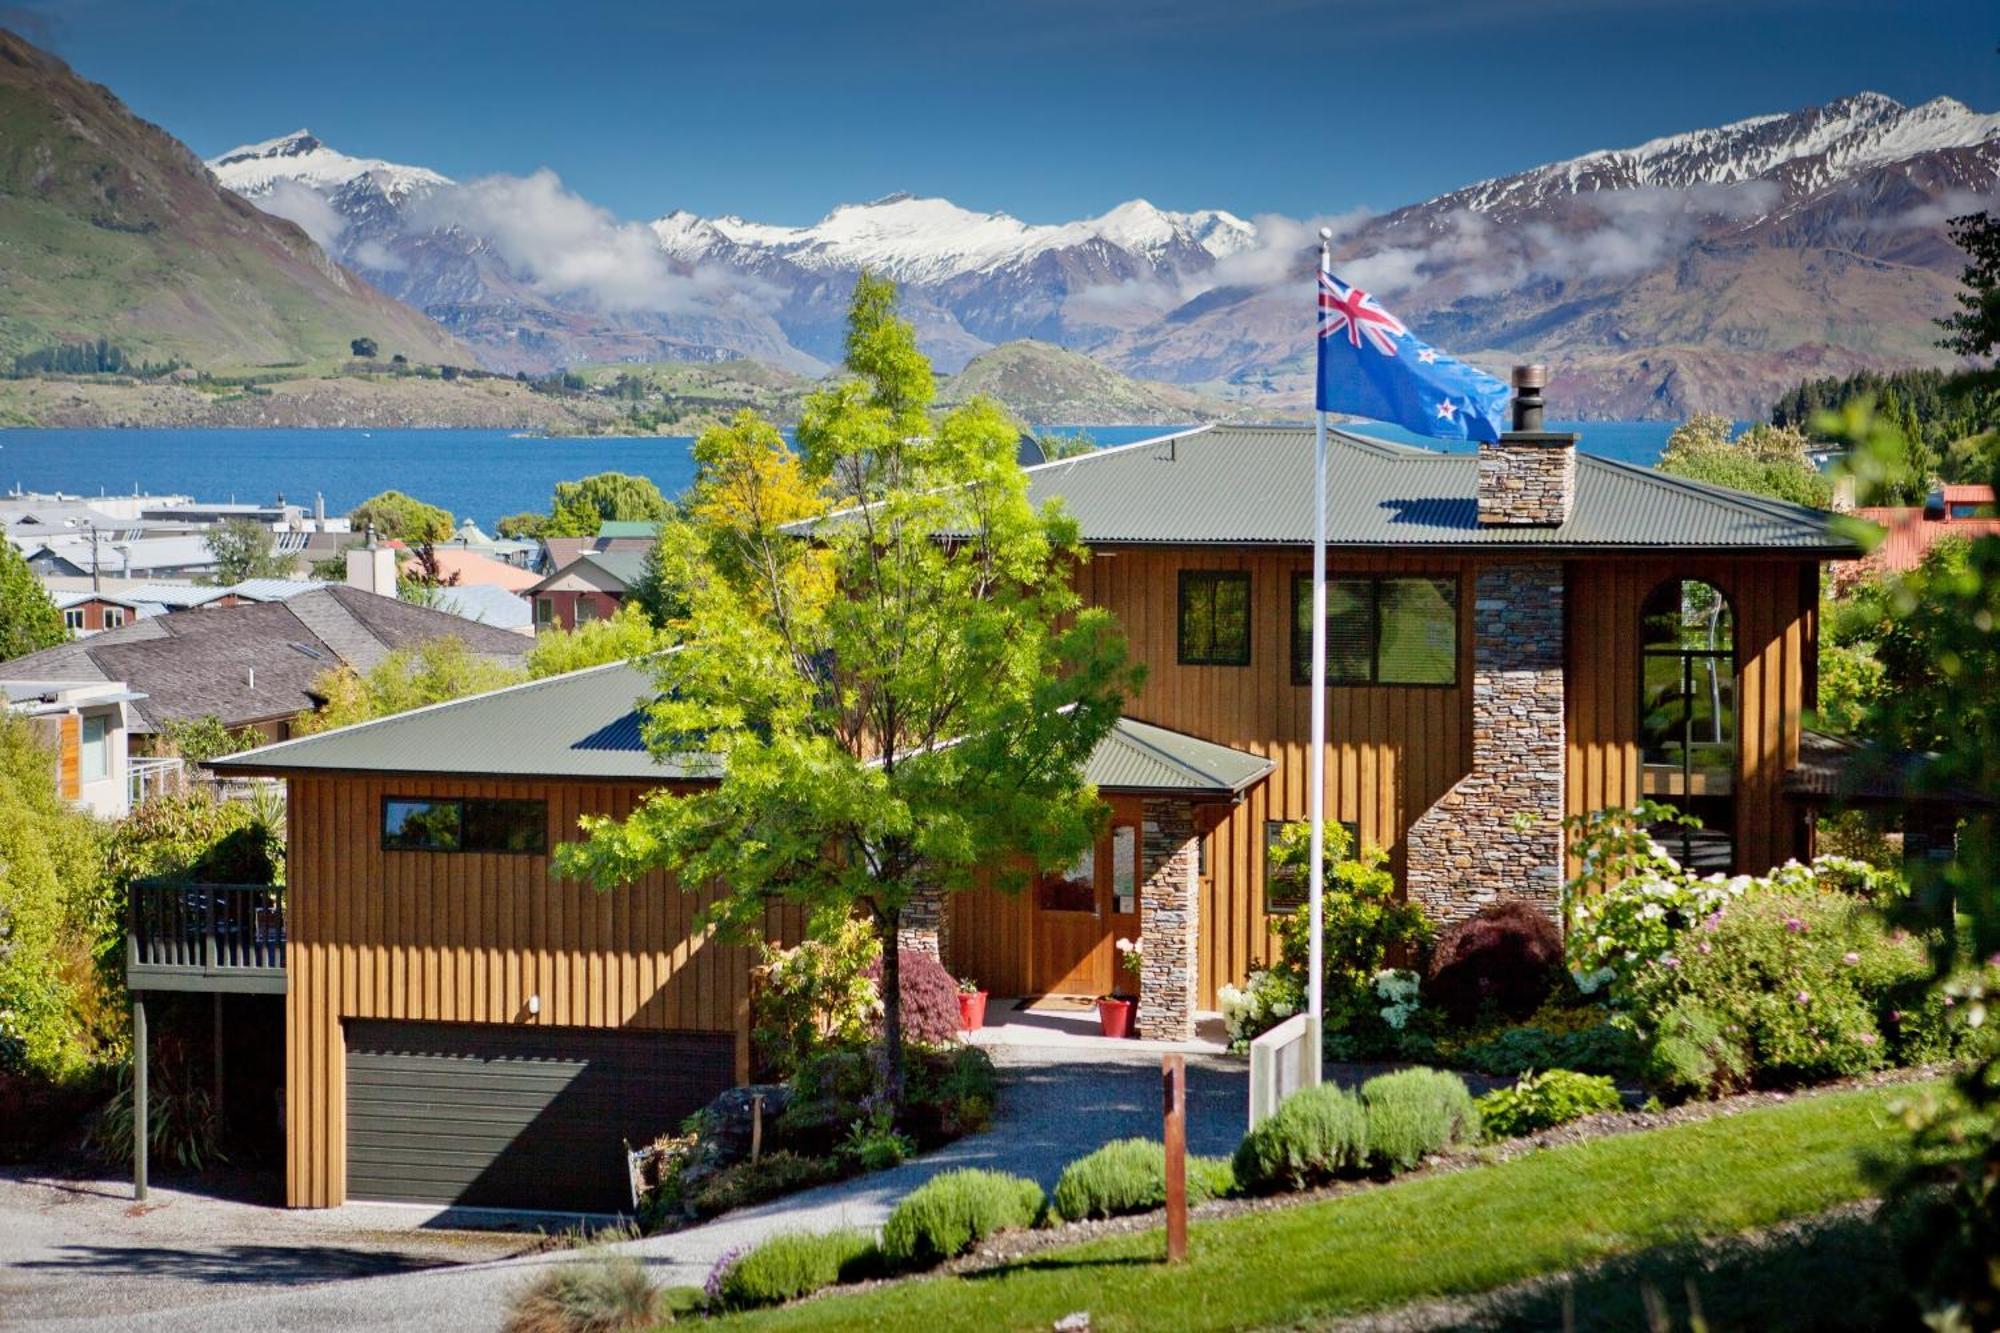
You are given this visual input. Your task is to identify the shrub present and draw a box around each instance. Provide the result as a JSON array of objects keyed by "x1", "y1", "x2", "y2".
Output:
[
  {"x1": 1359, "y1": 1068, "x2": 1479, "y2": 1171},
  {"x1": 752, "y1": 917, "x2": 881, "y2": 1080},
  {"x1": 86, "y1": 1035, "x2": 227, "y2": 1170},
  {"x1": 1051, "y1": 1138, "x2": 1235, "y2": 1221},
  {"x1": 688, "y1": 1151, "x2": 844, "y2": 1219},
  {"x1": 879, "y1": 1169, "x2": 1046, "y2": 1268},
  {"x1": 864, "y1": 948, "x2": 963, "y2": 1047},
  {"x1": 1232, "y1": 1083, "x2": 1368, "y2": 1194},
  {"x1": 502, "y1": 1254, "x2": 661, "y2": 1333},
  {"x1": 1426, "y1": 899, "x2": 1564, "y2": 1025},
  {"x1": 1643, "y1": 1000, "x2": 1749, "y2": 1101},
  {"x1": 838, "y1": 1113, "x2": 915, "y2": 1171},
  {"x1": 1217, "y1": 968, "x2": 1304, "y2": 1049},
  {"x1": 714, "y1": 1228, "x2": 881, "y2": 1309},
  {"x1": 1475, "y1": 1069, "x2": 1623, "y2": 1138},
  {"x1": 902, "y1": 1043, "x2": 997, "y2": 1142},
  {"x1": 1452, "y1": 1016, "x2": 1643, "y2": 1080}
]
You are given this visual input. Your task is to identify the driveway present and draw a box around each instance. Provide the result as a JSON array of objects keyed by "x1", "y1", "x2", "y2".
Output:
[{"x1": 6, "y1": 1044, "x2": 1246, "y2": 1331}]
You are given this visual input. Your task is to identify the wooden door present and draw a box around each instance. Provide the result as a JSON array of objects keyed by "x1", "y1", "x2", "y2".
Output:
[{"x1": 1032, "y1": 840, "x2": 1103, "y2": 995}]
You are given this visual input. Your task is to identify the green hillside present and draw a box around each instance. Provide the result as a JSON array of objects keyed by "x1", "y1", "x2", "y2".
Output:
[
  {"x1": 939, "y1": 340, "x2": 1238, "y2": 425},
  {"x1": 0, "y1": 27, "x2": 465, "y2": 374}
]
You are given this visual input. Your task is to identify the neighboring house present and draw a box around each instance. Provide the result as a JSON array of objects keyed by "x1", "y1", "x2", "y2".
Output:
[
  {"x1": 23, "y1": 533, "x2": 223, "y2": 581},
  {"x1": 2, "y1": 678, "x2": 143, "y2": 817},
  {"x1": 190, "y1": 418, "x2": 1856, "y2": 1214},
  {"x1": 529, "y1": 549, "x2": 647, "y2": 630},
  {"x1": 533, "y1": 522, "x2": 659, "y2": 575},
  {"x1": 51, "y1": 590, "x2": 163, "y2": 636},
  {"x1": 0, "y1": 584, "x2": 534, "y2": 745},
  {"x1": 402, "y1": 547, "x2": 540, "y2": 593},
  {"x1": 1839, "y1": 483, "x2": 2000, "y2": 589},
  {"x1": 45, "y1": 579, "x2": 325, "y2": 635}
]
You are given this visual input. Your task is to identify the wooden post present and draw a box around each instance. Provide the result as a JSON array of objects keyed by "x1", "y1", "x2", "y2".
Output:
[
  {"x1": 1162, "y1": 1053, "x2": 1187, "y2": 1263},
  {"x1": 133, "y1": 996, "x2": 148, "y2": 1202},
  {"x1": 750, "y1": 1093, "x2": 764, "y2": 1164}
]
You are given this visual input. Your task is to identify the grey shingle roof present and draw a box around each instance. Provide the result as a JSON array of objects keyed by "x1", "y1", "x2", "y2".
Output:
[
  {"x1": 0, "y1": 585, "x2": 533, "y2": 732},
  {"x1": 1018, "y1": 425, "x2": 1853, "y2": 552},
  {"x1": 213, "y1": 660, "x2": 1274, "y2": 800}
]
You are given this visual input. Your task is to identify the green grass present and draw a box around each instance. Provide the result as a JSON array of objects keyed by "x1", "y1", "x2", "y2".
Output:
[{"x1": 715, "y1": 1083, "x2": 1923, "y2": 1331}]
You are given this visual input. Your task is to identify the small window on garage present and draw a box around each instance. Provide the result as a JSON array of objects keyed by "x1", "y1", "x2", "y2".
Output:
[
  {"x1": 1178, "y1": 570, "x2": 1251, "y2": 666},
  {"x1": 383, "y1": 797, "x2": 548, "y2": 854},
  {"x1": 383, "y1": 798, "x2": 461, "y2": 851}
]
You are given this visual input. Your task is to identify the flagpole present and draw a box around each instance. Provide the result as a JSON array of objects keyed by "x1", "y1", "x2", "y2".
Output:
[{"x1": 1308, "y1": 226, "x2": 1331, "y2": 1086}]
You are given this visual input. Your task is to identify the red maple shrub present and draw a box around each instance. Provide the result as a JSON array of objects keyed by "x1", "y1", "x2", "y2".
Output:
[
  {"x1": 1424, "y1": 898, "x2": 1563, "y2": 1024},
  {"x1": 865, "y1": 948, "x2": 963, "y2": 1046}
]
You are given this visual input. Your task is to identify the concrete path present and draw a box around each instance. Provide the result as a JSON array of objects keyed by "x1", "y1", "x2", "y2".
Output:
[{"x1": 15, "y1": 1044, "x2": 1247, "y2": 1331}]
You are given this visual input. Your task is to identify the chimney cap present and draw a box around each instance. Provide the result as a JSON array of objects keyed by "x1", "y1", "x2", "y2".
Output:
[{"x1": 1511, "y1": 364, "x2": 1547, "y2": 390}]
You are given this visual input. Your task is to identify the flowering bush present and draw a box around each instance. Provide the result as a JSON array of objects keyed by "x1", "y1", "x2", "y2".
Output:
[
  {"x1": 1218, "y1": 968, "x2": 1303, "y2": 1049},
  {"x1": 752, "y1": 917, "x2": 882, "y2": 1079}
]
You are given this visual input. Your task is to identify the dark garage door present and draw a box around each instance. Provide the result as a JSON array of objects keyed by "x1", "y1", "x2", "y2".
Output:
[{"x1": 344, "y1": 1020, "x2": 734, "y2": 1212}]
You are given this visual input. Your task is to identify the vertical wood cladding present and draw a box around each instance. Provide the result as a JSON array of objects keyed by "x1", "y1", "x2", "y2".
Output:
[{"x1": 284, "y1": 775, "x2": 801, "y2": 1208}]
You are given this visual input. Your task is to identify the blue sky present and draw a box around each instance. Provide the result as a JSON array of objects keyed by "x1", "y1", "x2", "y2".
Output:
[{"x1": 9, "y1": 0, "x2": 1997, "y2": 224}]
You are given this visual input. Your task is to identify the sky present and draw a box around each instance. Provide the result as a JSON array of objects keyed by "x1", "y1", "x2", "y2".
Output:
[{"x1": 7, "y1": 0, "x2": 1997, "y2": 225}]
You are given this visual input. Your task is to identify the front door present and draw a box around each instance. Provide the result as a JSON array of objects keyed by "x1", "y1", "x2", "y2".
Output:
[{"x1": 1031, "y1": 803, "x2": 1143, "y2": 996}]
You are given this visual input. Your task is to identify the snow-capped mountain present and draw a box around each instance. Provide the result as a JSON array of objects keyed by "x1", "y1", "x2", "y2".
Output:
[{"x1": 206, "y1": 90, "x2": 1999, "y2": 417}]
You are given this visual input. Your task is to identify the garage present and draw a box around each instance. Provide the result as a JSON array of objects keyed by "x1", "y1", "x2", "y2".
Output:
[{"x1": 344, "y1": 1020, "x2": 734, "y2": 1212}]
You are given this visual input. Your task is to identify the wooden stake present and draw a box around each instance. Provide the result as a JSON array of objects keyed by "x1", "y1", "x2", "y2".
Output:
[
  {"x1": 750, "y1": 1093, "x2": 764, "y2": 1163},
  {"x1": 1163, "y1": 1053, "x2": 1187, "y2": 1263}
]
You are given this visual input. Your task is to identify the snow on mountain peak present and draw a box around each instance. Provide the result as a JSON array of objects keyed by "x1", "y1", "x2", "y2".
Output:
[{"x1": 207, "y1": 132, "x2": 451, "y2": 202}]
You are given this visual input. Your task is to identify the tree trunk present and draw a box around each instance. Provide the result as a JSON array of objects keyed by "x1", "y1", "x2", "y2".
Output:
[{"x1": 879, "y1": 901, "x2": 906, "y2": 1107}]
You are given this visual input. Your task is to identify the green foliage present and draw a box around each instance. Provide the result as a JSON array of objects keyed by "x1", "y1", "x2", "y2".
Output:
[
  {"x1": 1643, "y1": 1000, "x2": 1750, "y2": 1101},
  {"x1": 87, "y1": 1040, "x2": 227, "y2": 1170},
  {"x1": 525, "y1": 602, "x2": 670, "y2": 679},
  {"x1": 202, "y1": 517, "x2": 294, "y2": 585},
  {"x1": 1450, "y1": 1013, "x2": 1642, "y2": 1080},
  {"x1": 752, "y1": 916, "x2": 882, "y2": 1081},
  {"x1": 1474, "y1": 1069, "x2": 1623, "y2": 1139},
  {"x1": 501, "y1": 1254, "x2": 660, "y2": 1333},
  {"x1": 1656, "y1": 414, "x2": 1834, "y2": 508},
  {"x1": 0, "y1": 715, "x2": 106, "y2": 1078},
  {"x1": 1232, "y1": 1083, "x2": 1369, "y2": 1194},
  {"x1": 688, "y1": 1151, "x2": 845, "y2": 1219},
  {"x1": 297, "y1": 636, "x2": 526, "y2": 733},
  {"x1": 347, "y1": 489, "x2": 453, "y2": 543},
  {"x1": 0, "y1": 540, "x2": 68, "y2": 659},
  {"x1": 1035, "y1": 430, "x2": 1096, "y2": 461},
  {"x1": 1938, "y1": 208, "x2": 2000, "y2": 359},
  {"x1": 350, "y1": 337, "x2": 378, "y2": 359},
  {"x1": 154, "y1": 714, "x2": 260, "y2": 765},
  {"x1": 555, "y1": 276, "x2": 1138, "y2": 1098},
  {"x1": 495, "y1": 512, "x2": 548, "y2": 540},
  {"x1": 1050, "y1": 1138, "x2": 1235, "y2": 1222},
  {"x1": 1859, "y1": 537, "x2": 1997, "y2": 753},
  {"x1": 542, "y1": 471, "x2": 673, "y2": 539},
  {"x1": 837, "y1": 1114, "x2": 914, "y2": 1172},
  {"x1": 716, "y1": 1229, "x2": 881, "y2": 1310},
  {"x1": 1359, "y1": 1068, "x2": 1479, "y2": 1170},
  {"x1": 879, "y1": 1168, "x2": 1046, "y2": 1269}
]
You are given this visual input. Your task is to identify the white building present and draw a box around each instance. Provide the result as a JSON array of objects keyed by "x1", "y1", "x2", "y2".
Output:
[{"x1": 2, "y1": 678, "x2": 148, "y2": 818}]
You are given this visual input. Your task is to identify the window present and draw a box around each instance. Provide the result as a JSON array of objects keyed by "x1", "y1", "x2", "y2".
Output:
[
  {"x1": 1264, "y1": 817, "x2": 1359, "y2": 914},
  {"x1": 1292, "y1": 575, "x2": 1457, "y2": 686},
  {"x1": 63, "y1": 608, "x2": 84, "y2": 631},
  {"x1": 1639, "y1": 579, "x2": 1735, "y2": 871},
  {"x1": 103, "y1": 607, "x2": 126, "y2": 629},
  {"x1": 80, "y1": 713, "x2": 109, "y2": 782},
  {"x1": 1037, "y1": 843, "x2": 1095, "y2": 913},
  {"x1": 1110, "y1": 825, "x2": 1137, "y2": 915},
  {"x1": 1177, "y1": 571, "x2": 1251, "y2": 665},
  {"x1": 382, "y1": 797, "x2": 548, "y2": 854},
  {"x1": 574, "y1": 599, "x2": 598, "y2": 625},
  {"x1": 534, "y1": 597, "x2": 554, "y2": 626}
]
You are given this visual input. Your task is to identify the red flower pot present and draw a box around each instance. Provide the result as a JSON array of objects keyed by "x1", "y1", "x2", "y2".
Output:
[
  {"x1": 1096, "y1": 996, "x2": 1135, "y2": 1039},
  {"x1": 956, "y1": 989, "x2": 988, "y2": 1031}
]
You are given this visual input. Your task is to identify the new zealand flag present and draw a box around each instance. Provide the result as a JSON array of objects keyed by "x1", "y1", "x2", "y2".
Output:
[{"x1": 1315, "y1": 268, "x2": 1510, "y2": 443}]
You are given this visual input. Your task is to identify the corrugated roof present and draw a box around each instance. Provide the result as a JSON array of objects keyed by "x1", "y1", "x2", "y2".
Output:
[
  {"x1": 213, "y1": 661, "x2": 1274, "y2": 799},
  {"x1": 596, "y1": 520, "x2": 663, "y2": 539},
  {"x1": 1009, "y1": 425, "x2": 1853, "y2": 552}
]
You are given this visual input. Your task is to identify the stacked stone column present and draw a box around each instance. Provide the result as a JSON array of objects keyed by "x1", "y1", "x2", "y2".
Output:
[
  {"x1": 898, "y1": 885, "x2": 949, "y2": 961},
  {"x1": 1405, "y1": 562, "x2": 1566, "y2": 923},
  {"x1": 1137, "y1": 798, "x2": 1200, "y2": 1041}
]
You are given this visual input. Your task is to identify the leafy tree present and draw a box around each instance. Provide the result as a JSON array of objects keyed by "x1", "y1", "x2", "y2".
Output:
[
  {"x1": 396, "y1": 542, "x2": 462, "y2": 608},
  {"x1": 555, "y1": 274, "x2": 1139, "y2": 1098},
  {"x1": 296, "y1": 637, "x2": 525, "y2": 734},
  {"x1": 155, "y1": 714, "x2": 260, "y2": 765},
  {"x1": 347, "y1": 490, "x2": 453, "y2": 544},
  {"x1": 1939, "y1": 209, "x2": 2000, "y2": 359},
  {"x1": 1656, "y1": 414, "x2": 1835, "y2": 507},
  {"x1": 202, "y1": 518, "x2": 294, "y2": 586},
  {"x1": 495, "y1": 512, "x2": 548, "y2": 540},
  {"x1": 543, "y1": 472, "x2": 673, "y2": 538},
  {"x1": 0, "y1": 541, "x2": 68, "y2": 659},
  {"x1": 1036, "y1": 430, "x2": 1097, "y2": 462},
  {"x1": 350, "y1": 337, "x2": 378, "y2": 359},
  {"x1": 525, "y1": 602, "x2": 670, "y2": 678}
]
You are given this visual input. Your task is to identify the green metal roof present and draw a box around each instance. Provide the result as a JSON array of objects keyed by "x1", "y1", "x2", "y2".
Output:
[
  {"x1": 596, "y1": 521, "x2": 663, "y2": 539},
  {"x1": 211, "y1": 661, "x2": 1272, "y2": 799},
  {"x1": 1016, "y1": 425, "x2": 1854, "y2": 552}
]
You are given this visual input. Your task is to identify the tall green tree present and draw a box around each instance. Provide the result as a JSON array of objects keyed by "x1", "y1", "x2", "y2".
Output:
[
  {"x1": 348, "y1": 490, "x2": 453, "y2": 544},
  {"x1": 544, "y1": 472, "x2": 673, "y2": 538},
  {"x1": 0, "y1": 542, "x2": 68, "y2": 659},
  {"x1": 1656, "y1": 413, "x2": 1835, "y2": 507},
  {"x1": 296, "y1": 638, "x2": 525, "y2": 734},
  {"x1": 1939, "y1": 208, "x2": 2000, "y2": 359},
  {"x1": 555, "y1": 275, "x2": 1139, "y2": 1096},
  {"x1": 202, "y1": 518, "x2": 295, "y2": 585}
]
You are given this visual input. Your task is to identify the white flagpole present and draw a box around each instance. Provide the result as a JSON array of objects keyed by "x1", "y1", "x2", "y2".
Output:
[{"x1": 1308, "y1": 227, "x2": 1331, "y2": 1085}]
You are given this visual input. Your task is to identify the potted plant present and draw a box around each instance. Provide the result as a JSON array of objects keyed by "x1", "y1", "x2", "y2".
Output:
[
  {"x1": 1098, "y1": 938, "x2": 1142, "y2": 1038},
  {"x1": 955, "y1": 976, "x2": 988, "y2": 1032}
]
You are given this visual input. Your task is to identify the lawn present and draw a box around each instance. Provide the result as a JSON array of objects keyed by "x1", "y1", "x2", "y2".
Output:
[{"x1": 715, "y1": 1082, "x2": 1926, "y2": 1331}]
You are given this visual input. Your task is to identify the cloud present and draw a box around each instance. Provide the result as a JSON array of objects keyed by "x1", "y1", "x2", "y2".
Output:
[
  {"x1": 259, "y1": 179, "x2": 347, "y2": 252},
  {"x1": 1867, "y1": 188, "x2": 2000, "y2": 233},
  {"x1": 349, "y1": 238, "x2": 406, "y2": 273},
  {"x1": 1526, "y1": 180, "x2": 1782, "y2": 280}
]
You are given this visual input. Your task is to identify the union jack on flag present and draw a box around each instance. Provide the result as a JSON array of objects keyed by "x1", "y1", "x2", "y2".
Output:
[{"x1": 1315, "y1": 261, "x2": 1510, "y2": 443}]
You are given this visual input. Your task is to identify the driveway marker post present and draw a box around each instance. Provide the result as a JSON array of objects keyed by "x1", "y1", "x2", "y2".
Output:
[{"x1": 1163, "y1": 1053, "x2": 1187, "y2": 1262}]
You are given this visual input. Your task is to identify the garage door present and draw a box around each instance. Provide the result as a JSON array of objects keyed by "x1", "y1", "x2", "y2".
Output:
[{"x1": 344, "y1": 1020, "x2": 734, "y2": 1212}]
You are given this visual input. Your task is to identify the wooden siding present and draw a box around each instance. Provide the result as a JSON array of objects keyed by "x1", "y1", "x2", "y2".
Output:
[
  {"x1": 284, "y1": 774, "x2": 802, "y2": 1208},
  {"x1": 57, "y1": 714, "x2": 79, "y2": 800}
]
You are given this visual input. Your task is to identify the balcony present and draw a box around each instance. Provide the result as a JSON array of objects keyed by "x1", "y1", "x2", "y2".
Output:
[{"x1": 127, "y1": 879, "x2": 286, "y2": 994}]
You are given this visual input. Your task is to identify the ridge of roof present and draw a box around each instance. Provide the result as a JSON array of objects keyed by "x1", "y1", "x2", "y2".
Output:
[
  {"x1": 1581, "y1": 450, "x2": 1834, "y2": 528},
  {"x1": 1020, "y1": 423, "x2": 1218, "y2": 475}
]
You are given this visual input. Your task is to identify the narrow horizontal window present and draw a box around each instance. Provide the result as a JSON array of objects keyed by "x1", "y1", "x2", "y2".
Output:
[
  {"x1": 1178, "y1": 570, "x2": 1252, "y2": 666},
  {"x1": 1293, "y1": 574, "x2": 1458, "y2": 686},
  {"x1": 383, "y1": 798, "x2": 461, "y2": 852},
  {"x1": 382, "y1": 797, "x2": 548, "y2": 854},
  {"x1": 463, "y1": 798, "x2": 549, "y2": 854}
]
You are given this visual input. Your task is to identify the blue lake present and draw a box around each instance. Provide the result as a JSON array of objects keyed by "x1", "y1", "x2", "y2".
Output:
[{"x1": 0, "y1": 420, "x2": 1678, "y2": 527}]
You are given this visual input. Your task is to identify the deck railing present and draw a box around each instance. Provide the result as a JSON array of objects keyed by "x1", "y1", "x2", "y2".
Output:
[
  {"x1": 127, "y1": 756, "x2": 186, "y2": 809},
  {"x1": 127, "y1": 879, "x2": 287, "y2": 993}
]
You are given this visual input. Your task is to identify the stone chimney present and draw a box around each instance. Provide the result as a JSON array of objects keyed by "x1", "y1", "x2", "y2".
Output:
[
  {"x1": 344, "y1": 526, "x2": 397, "y2": 597},
  {"x1": 1476, "y1": 366, "x2": 1578, "y2": 527}
]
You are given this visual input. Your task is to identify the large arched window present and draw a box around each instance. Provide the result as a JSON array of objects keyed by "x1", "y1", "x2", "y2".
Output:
[{"x1": 1640, "y1": 579, "x2": 1736, "y2": 870}]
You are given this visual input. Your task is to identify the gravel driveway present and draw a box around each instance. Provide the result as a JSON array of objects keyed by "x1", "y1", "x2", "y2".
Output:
[{"x1": 5, "y1": 1044, "x2": 1246, "y2": 1331}]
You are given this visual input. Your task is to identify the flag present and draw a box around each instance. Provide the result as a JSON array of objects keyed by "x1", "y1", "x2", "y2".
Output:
[{"x1": 1316, "y1": 267, "x2": 1511, "y2": 443}]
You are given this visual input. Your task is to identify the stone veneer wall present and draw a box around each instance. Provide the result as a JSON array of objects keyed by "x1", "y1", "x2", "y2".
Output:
[
  {"x1": 1138, "y1": 798, "x2": 1199, "y2": 1041},
  {"x1": 898, "y1": 886, "x2": 949, "y2": 960},
  {"x1": 1405, "y1": 562, "x2": 1566, "y2": 922},
  {"x1": 1477, "y1": 436, "x2": 1578, "y2": 527}
]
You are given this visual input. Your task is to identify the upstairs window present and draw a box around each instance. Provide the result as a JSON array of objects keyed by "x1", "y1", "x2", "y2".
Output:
[
  {"x1": 63, "y1": 609, "x2": 84, "y2": 631},
  {"x1": 1292, "y1": 575, "x2": 1457, "y2": 686},
  {"x1": 1639, "y1": 579, "x2": 1736, "y2": 871},
  {"x1": 1178, "y1": 571, "x2": 1251, "y2": 665},
  {"x1": 80, "y1": 713, "x2": 109, "y2": 782},
  {"x1": 382, "y1": 797, "x2": 549, "y2": 854}
]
